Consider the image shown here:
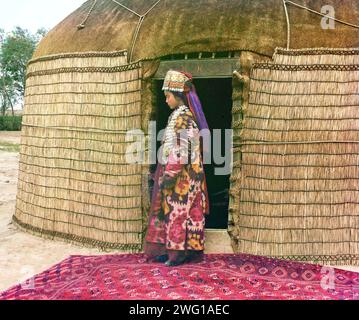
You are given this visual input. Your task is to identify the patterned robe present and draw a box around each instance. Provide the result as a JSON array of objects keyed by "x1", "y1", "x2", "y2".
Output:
[{"x1": 144, "y1": 105, "x2": 209, "y2": 259}]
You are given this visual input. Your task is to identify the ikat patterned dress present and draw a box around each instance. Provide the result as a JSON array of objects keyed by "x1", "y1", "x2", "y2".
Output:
[{"x1": 144, "y1": 105, "x2": 209, "y2": 256}]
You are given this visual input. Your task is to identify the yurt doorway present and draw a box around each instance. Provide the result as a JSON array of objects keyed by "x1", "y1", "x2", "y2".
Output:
[{"x1": 152, "y1": 78, "x2": 232, "y2": 229}]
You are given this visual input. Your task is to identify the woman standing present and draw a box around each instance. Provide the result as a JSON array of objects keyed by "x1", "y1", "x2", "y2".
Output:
[{"x1": 144, "y1": 69, "x2": 210, "y2": 266}]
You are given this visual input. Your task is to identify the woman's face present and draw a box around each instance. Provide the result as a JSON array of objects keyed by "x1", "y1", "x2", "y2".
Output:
[{"x1": 164, "y1": 91, "x2": 180, "y2": 110}]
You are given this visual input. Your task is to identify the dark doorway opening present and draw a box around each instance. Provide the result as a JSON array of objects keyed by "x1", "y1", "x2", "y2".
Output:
[{"x1": 152, "y1": 78, "x2": 232, "y2": 229}]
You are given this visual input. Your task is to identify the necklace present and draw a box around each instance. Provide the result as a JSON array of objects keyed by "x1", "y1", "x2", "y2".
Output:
[{"x1": 161, "y1": 105, "x2": 189, "y2": 163}]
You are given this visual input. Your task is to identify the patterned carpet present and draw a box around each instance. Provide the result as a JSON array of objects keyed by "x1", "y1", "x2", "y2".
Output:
[{"x1": 1, "y1": 254, "x2": 358, "y2": 300}]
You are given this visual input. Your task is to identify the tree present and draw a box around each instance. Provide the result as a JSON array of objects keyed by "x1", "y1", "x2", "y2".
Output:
[
  {"x1": 0, "y1": 73, "x2": 16, "y2": 116},
  {"x1": 0, "y1": 27, "x2": 47, "y2": 115},
  {"x1": 0, "y1": 28, "x2": 10, "y2": 116}
]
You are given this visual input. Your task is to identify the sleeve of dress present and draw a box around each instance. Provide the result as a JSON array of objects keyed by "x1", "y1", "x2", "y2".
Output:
[{"x1": 161, "y1": 111, "x2": 191, "y2": 190}]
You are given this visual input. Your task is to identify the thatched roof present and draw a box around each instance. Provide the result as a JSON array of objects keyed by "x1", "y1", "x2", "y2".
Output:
[{"x1": 33, "y1": 0, "x2": 359, "y2": 61}]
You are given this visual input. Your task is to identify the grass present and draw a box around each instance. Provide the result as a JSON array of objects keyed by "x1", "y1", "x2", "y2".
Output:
[{"x1": 0, "y1": 140, "x2": 20, "y2": 153}]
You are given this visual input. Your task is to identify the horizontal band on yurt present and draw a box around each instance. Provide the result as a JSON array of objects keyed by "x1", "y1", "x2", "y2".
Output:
[
  {"x1": 18, "y1": 178, "x2": 142, "y2": 205},
  {"x1": 15, "y1": 206, "x2": 142, "y2": 234},
  {"x1": 24, "y1": 88, "x2": 141, "y2": 97},
  {"x1": 20, "y1": 124, "x2": 143, "y2": 141},
  {"x1": 239, "y1": 199, "x2": 359, "y2": 206},
  {"x1": 269, "y1": 255, "x2": 359, "y2": 264},
  {"x1": 235, "y1": 140, "x2": 359, "y2": 145},
  {"x1": 234, "y1": 224, "x2": 359, "y2": 232},
  {"x1": 244, "y1": 102, "x2": 359, "y2": 109},
  {"x1": 17, "y1": 177, "x2": 141, "y2": 201},
  {"x1": 249, "y1": 77, "x2": 359, "y2": 84},
  {"x1": 15, "y1": 196, "x2": 142, "y2": 225},
  {"x1": 235, "y1": 164, "x2": 359, "y2": 176},
  {"x1": 231, "y1": 210, "x2": 359, "y2": 219},
  {"x1": 250, "y1": 253, "x2": 359, "y2": 264},
  {"x1": 25, "y1": 79, "x2": 140, "y2": 93},
  {"x1": 248, "y1": 78, "x2": 358, "y2": 94},
  {"x1": 240, "y1": 162, "x2": 359, "y2": 169},
  {"x1": 235, "y1": 247, "x2": 359, "y2": 266},
  {"x1": 27, "y1": 50, "x2": 128, "y2": 66},
  {"x1": 22, "y1": 112, "x2": 142, "y2": 120},
  {"x1": 251, "y1": 63, "x2": 359, "y2": 71},
  {"x1": 12, "y1": 215, "x2": 143, "y2": 252},
  {"x1": 21, "y1": 123, "x2": 138, "y2": 134},
  {"x1": 240, "y1": 127, "x2": 359, "y2": 132},
  {"x1": 26, "y1": 68, "x2": 142, "y2": 84},
  {"x1": 20, "y1": 122, "x2": 141, "y2": 136},
  {"x1": 14, "y1": 204, "x2": 143, "y2": 235},
  {"x1": 249, "y1": 73, "x2": 359, "y2": 83},
  {"x1": 18, "y1": 169, "x2": 141, "y2": 191},
  {"x1": 234, "y1": 228, "x2": 359, "y2": 243},
  {"x1": 274, "y1": 47, "x2": 359, "y2": 56},
  {"x1": 19, "y1": 141, "x2": 143, "y2": 156},
  {"x1": 249, "y1": 90, "x2": 359, "y2": 97},
  {"x1": 236, "y1": 175, "x2": 359, "y2": 182},
  {"x1": 17, "y1": 177, "x2": 141, "y2": 205},
  {"x1": 20, "y1": 132, "x2": 134, "y2": 144},
  {"x1": 243, "y1": 115, "x2": 359, "y2": 121},
  {"x1": 19, "y1": 154, "x2": 142, "y2": 171},
  {"x1": 27, "y1": 57, "x2": 131, "y2": 73},
  {"x1": 18, "y1": 168, "x2": 141, "y2": 192},
  {"x1": 238, "y1": 134, "x2": 359, "y2": 143},
  {"x1": 24, "y1": 100, "x2": 142, "y2": 108},
  {"x1": 273, "y1": 47, "x2": 359, "y2": 65},
  {"x1": 26, "y1": 62, "x2": 142, "y2": 79},
  {"x1": 18, "y1": 159, "x2": 142, "y2": 178},
  {"x1": 25, "y1": 77, "x2": 139, "y2": 88},
  {"x1": 21, "y1": 114, "x2": 142, "y2": 131}
]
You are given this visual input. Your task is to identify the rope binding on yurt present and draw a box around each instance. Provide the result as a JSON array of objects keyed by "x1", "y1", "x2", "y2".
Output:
[
  {"x1": 76, "y1": 0, "x2": 163, "y2": 63},
  {"x1": 282, "y1": 0, "x2": 359, "y2": 49}
]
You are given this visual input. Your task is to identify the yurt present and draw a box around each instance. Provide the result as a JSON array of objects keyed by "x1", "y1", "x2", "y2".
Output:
[{"x1": 13, "y1": 0, "x2": 359, "y2": 265}]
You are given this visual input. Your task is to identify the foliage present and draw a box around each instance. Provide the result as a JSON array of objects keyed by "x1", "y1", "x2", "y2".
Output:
[
  {"x1": 0, "y1": 27, "x2": 47, "y2": 116},
  {"x1": 0, "y1": 115, "x2": 23, "y2": 131}
]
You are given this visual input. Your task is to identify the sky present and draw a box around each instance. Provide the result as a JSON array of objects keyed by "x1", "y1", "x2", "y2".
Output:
[
  {"x1": 0, "y1": 0, "x2": 86, "y2": 109},
  {"x1": 0, "y1": 0, "x2": 86, "y2": 34}
]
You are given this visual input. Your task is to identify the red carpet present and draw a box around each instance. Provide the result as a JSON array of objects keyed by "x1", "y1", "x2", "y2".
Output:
[{"x1": 1, "y1": 254, "x2": 358, "y2": 300}]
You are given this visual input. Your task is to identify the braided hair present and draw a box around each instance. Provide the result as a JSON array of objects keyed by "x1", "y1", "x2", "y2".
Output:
[
  {"x1": 171, "y1": 91, "x2": 188, "y2": 106},
  {"x1": 171, "y1": 78, "x2": 193, "y2": 106}
]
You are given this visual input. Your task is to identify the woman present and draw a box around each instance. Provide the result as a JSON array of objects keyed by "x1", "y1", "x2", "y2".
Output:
[{"x1": 144, "y1": 69, "x2": 210, "y2": 266}]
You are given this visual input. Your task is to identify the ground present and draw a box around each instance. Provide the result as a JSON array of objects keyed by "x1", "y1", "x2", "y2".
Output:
[
  {"x1": 0, "y1": 131, "x2": 103, "y2": 292},
  {"x1": 0, "y1": 131, "x2": 357, "y2": 293}
]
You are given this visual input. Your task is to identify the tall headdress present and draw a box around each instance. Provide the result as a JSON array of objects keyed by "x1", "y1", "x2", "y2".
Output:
[{"x1": 162, "y1": 69, "x2": 209, "y2": 131}]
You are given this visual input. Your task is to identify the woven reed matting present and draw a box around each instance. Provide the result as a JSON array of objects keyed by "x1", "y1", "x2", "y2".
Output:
[
  {"x1": 13, "y1": 51, "x2": 144, "y2": 252},
  {"x1": 234, "y1": 48, "x2": 359, "y2": 265},
  {"x1": 273, "y1": 47, "x2": 359, "y2": 65}
]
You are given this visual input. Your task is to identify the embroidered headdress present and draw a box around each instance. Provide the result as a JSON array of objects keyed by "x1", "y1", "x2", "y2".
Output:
[
  {"x1": 162, "y1": 69, "x2": 209, "y2": 132},
  {"x1": 162, "y1": 69, "x2": 191, "y2": 93}
]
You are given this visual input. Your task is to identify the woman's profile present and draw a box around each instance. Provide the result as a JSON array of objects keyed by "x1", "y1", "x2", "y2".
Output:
[{"x1": 144, "y1": 69, "x2": 210, "y2": 266}]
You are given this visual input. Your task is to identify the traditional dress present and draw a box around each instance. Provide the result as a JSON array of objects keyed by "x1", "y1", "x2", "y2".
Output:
[{"x1": 144, "y1": 70, "x2": 210, "y2": 264}]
